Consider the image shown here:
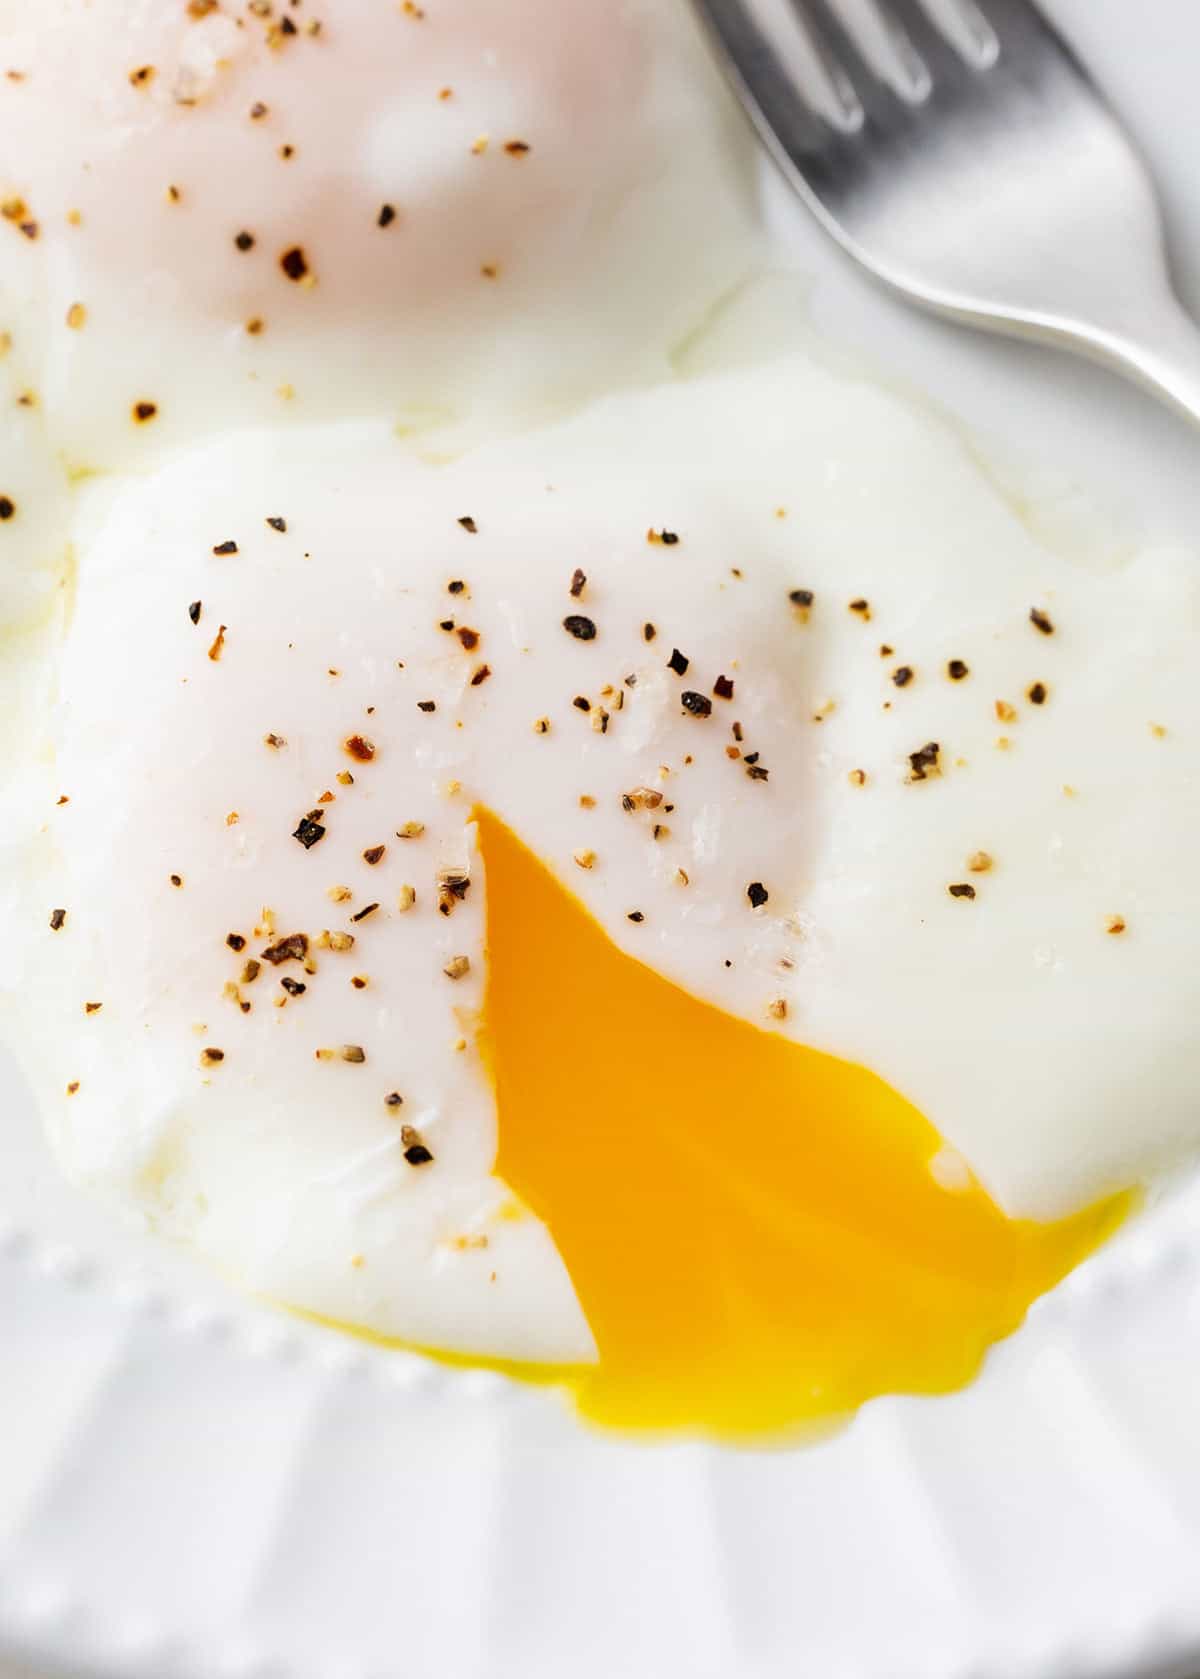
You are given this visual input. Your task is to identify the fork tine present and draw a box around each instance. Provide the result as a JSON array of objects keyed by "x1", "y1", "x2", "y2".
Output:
[
  {"x1": 873, "y1": 0, "x2": 967, "y2": 77},
  {"x1": 801, "y1": 1, "x2": 953, "y2": 121},
  {"x1": 962, "y1": 0, "x2": 1082, "y2": 66},
  {"x1": 946, "y1": 0, "x2": 1001, "y2": 67},
  {"x1": 794, "y1": 1, "x2": 881, "y2": 126},
  {"x1": 695, "y1": 0, "x2": 847, "y2": 162}
]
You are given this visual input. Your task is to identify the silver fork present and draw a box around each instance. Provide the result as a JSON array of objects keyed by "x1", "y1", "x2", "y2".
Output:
[{"x1": 692, "y1": 0, "x2": 1200, "y2": 424}]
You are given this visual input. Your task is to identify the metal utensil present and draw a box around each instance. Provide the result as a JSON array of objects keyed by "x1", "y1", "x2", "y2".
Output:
[{"x1": 691, "y1": 0, "x2": 1200, "y2": 424}]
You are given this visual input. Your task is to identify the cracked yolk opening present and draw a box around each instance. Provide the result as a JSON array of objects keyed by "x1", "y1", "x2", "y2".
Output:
[{"x1": 477, "y1": 808, "x2": 1131, "y2": 1440}]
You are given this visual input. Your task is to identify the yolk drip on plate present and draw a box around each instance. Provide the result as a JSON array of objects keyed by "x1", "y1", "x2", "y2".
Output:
[{"x1": 477, "y1": 809, "x2": 1131, "y2": 1439}]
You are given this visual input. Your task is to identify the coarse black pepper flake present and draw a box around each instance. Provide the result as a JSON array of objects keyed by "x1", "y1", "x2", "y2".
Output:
[
  {"x1": 747, "y1": 882, "x2": 768, "y2": 909},
  {"x1": 280, "y1": 976, "x2": 306, "y2": 996},
  {"x1": 907, "y1": 741, "x2": 941, "y2": 782},
  {"x1": 647, "y1": 528, "x2": 680, "y2": 546},
  {"x1": 643, "y1": 622, "x2": 657, "y2": 642},
  {"x1": 573, "y1": 695, "x2": 590, "y2": 712},
  {"x1": 378, "y1": 203, "x2": 397, "y2": 228},
  {"x1": 563, "y1": 614, "x2": 596, "y2": 642},
  {"x1": 666, "y1": 648, "x2": 689, "y2": 676},
  {"x1": 1030, "y1": 607, "x2": 1055, "y2": 635},
  {"x1": 0, "y1": 496, "x2": 15, "y2": 520},
  {"x1": 627, "y1": 910, "x2": 645, "y2": 923},
  {"x1": 1027, "y1": 681, "x2": 1048, "y2": 706},
  {"x1": 169, "y1": 873, "x2": 183, "y2": 887},
  {"x1": 201, "y1": 1046, "x2": 224, "y2": 1064},
  {"x1": 439, "y1": 619, "x2": 455, "y2": 632},
  {"x1": 948, "y1": 883, "x2": 977, "y2": 900},
  {"x1": 404, "y1": 1141, "x2": 434, "y2": 1166},
  {"x1": 569, "y1": 568, "x2": 586, "y2": 598},
  {"x1": 746, "y1": 764, "x2": 769, "y2": 782},
  {"x1": 457, "y1": 515, "x2": 477, "y2": 534},
  {"x1": 384, "y1": 1091, "x2": 404, "y2": 1108},
  {"x1": 789, "y1": 588, "x2": 814, "y2": 609},
  {"x1": 49, "y1": 908, "x2": 66, "y2": 931},
  {"x1": 849, "y1": 598, "x2": 871, "y2": 618},
  {"x1": 350, "y1": 902, "x2": 380, "y2": 923},
  {"x1": 713, "y1": 675, "x2": 734, "y2": 700},
  {"x1": 470, "y1": 664, "x2": 492, "y2": 685},
  {"x1": 212, "y1": 538, "x2": 238, "y2": 555},
  {"x1": 132, "y1": 401, "x2": 158, "y2": 423},
  {"x1": 188, "y1": 600, "x2": 202, "y2": 624},
  {"x1": 417, "y1": 700, "x2": 436, "y2": 713},
  {"x1": 732, "y1": 721, "x2": 744, "y2": 742},
  {"x1": 249, "y1": 100, "x2": 268, "y2": 119},
  {"x1": 226, "y1": 932, "x2": 246, "y2": 952},
  {"x1": 680, "y1": 691, "x2": 712, "y2": 718},
  {"x1": 234, "y1": 230, "x2": 255, "y2": 252},
  {"x1": 947, "y1": 659, "x2": 969, "y2": 681},
  {"x1": 280, "y1": 14, "x2": 298, "y2": 35},
  {"x1": 457, "y1": 626, "x2": 480, "y2": 651},
  {"x1": 362, "y1": 845, "x2": 386, "y2": 866},
  {"x1": 447, "y1": 579, "x2": 465, "y2": 595},
  {"x1": 279, "y1": 245, "x2": 310, "y2": 282},
  {"x1": 261, "y1": 932, "x2": 309, "y2": 964},
  {"x1": 892, "y1": 665, "x2": 914, "y2": 688},
  {"x1": 292, "y1": 813, "x2": 325, "y2": 849},
  {"x1": 266, "y1": 516, "x2": 287, "y2": 532}
]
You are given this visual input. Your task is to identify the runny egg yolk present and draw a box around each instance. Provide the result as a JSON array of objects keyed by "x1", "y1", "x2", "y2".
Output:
[{"x1": 477, "y1": 809, "x2": 1132, "y2": 1439}]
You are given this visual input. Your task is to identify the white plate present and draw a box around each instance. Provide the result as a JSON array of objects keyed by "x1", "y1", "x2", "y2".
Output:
[{"x1": 3, "y1": 3, "x2": 1200, "y2": 1676}]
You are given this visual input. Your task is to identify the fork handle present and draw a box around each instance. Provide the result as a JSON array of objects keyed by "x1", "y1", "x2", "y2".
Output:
[{"x1": 1075, "y1": 295, "x2": 1200, "y2": 430}]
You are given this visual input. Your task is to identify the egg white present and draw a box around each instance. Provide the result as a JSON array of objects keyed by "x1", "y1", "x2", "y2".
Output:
[{"x1": 0, "y1": 0, "x2": 758, "y2": 468}]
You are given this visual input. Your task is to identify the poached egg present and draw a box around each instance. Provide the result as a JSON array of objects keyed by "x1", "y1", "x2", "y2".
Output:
[
  {"x1": 1, "y1": 0, "x2": 1193, "y2": 1439},
  {"x1": 13, "y1": 352, "x2": 1196, "y2": 1433}
]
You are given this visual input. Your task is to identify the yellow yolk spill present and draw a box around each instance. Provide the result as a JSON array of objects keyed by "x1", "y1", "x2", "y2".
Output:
[{"x1": 477, "y1": 809, "x2": 1131, "y2": 1440}]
